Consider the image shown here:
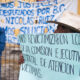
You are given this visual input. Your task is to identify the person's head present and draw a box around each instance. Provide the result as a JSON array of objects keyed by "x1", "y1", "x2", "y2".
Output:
[{"x1": 54, "y1": 25, "x2": 79, "y2": 33}]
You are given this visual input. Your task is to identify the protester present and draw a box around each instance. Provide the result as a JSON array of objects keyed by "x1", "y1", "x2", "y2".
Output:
[
  {"x1": 19, "y1": 25, "x2": 79, "y2": 65},
  {"x1": 19, "y1": 11, "x2": 80, "y2": 64},
  {"x1": 0, "y1": 27, "x2": 6, "y2": 79}
]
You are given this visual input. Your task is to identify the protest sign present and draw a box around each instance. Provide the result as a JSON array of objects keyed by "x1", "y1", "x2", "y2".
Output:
[
  {"x1": 0, "y1": 0, "x2": 72, "y2": 44},
  {"x1": 19, "y1": 33, "x2": 80, "y2": 80}
]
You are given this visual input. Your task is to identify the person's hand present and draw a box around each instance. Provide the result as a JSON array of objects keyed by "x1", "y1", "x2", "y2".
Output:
[{"x1": 19, "y1": 54, "x2": 24, "y2": 64}]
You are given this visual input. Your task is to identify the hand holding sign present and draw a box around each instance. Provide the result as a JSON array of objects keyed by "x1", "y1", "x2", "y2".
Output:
[{"x1": 19, "y1": 54, "x2": 24, "y2": 64}]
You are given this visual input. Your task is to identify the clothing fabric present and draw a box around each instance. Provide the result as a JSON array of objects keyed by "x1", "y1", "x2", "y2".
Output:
[
  {"x1": 0, "y1": 27, "x2": 6, "y2": 80},
  {"x1": 0, "y1": 51, "x2": 2, "y2": 80},
  {"x1": 0, "y1": 27, "x2": 6, "y2": 55}
]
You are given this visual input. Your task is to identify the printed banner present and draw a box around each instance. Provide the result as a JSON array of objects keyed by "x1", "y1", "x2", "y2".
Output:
[
  {"x1": 19, "y1": 33, "x2": 80, "y2": 80},
  {"x1": 0, "y1": 0, "x2": 72, "y2": 44}
]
